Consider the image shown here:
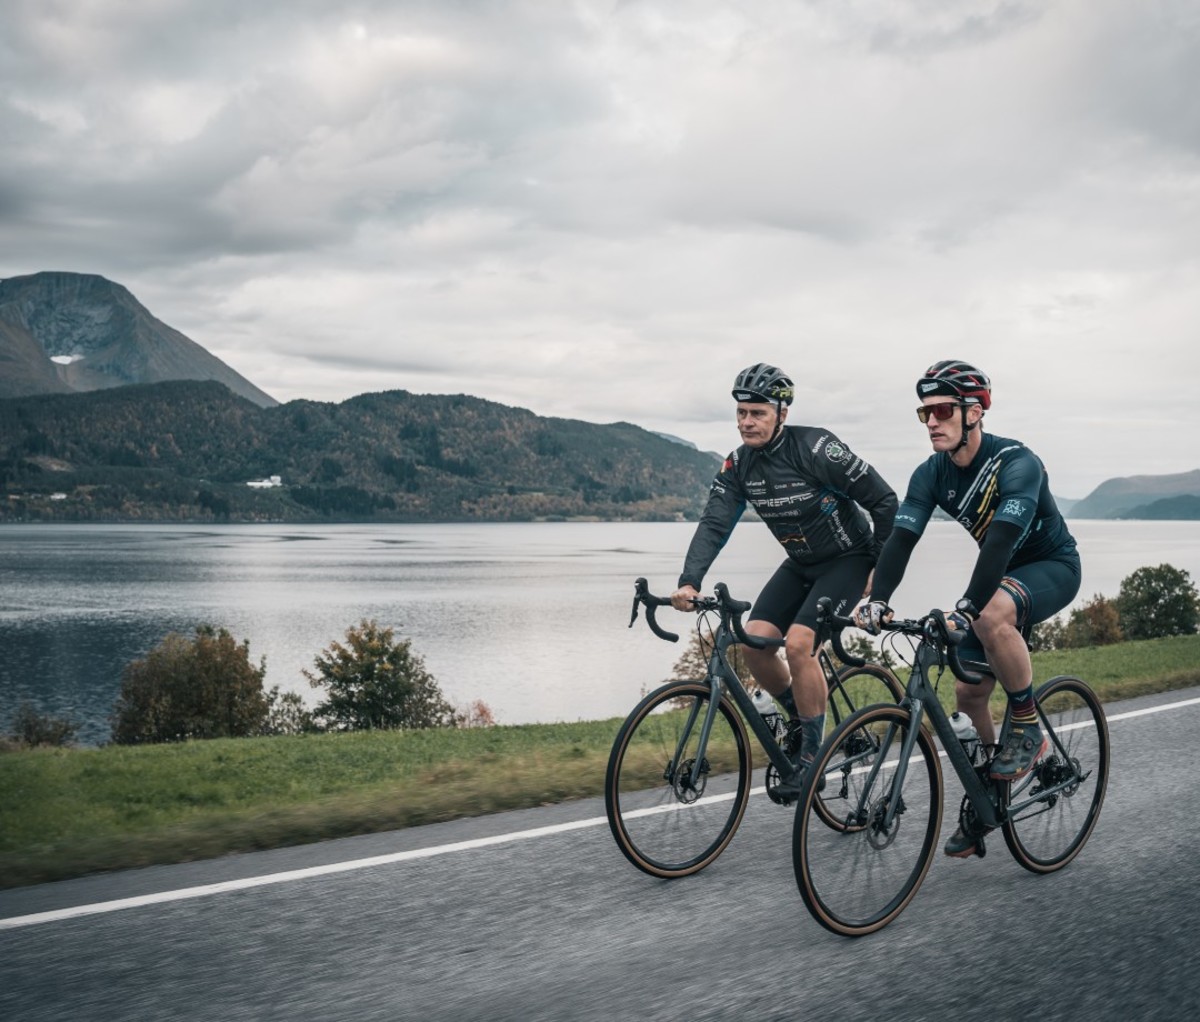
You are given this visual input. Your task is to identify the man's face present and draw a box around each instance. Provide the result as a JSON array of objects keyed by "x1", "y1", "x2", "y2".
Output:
[
  {"x1": 736, "y1": 401, "x2": 784, "y2": 448},
  {"x1": 920, "y1": 396, "x2": 980, "y2": 452}
]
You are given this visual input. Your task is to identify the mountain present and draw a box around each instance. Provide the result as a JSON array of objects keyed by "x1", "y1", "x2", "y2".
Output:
[
  {"x1": 1069, "y1": 469, "x2": 1200, "y2": 519},
  {"x1": 0, "y1": 271, "x2": 276, "y2": 407},
  {"x1": 1054, "y1": 496, "x2": 1078, "y2": 516},
  {"x1": 1118, "y1": 494, "x2": 1200, "y2": 520},
  {"x1": 0, "y1": 382, "x2": 721, "y2": 523}
]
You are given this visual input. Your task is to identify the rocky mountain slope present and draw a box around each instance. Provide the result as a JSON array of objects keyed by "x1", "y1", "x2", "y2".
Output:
[{"x1": 0, "y1": 272, "x2": 276, "y2": 407}]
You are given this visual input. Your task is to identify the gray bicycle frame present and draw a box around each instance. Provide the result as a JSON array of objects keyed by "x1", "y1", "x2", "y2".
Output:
[
  {"x1": 676, "y1": 623, "x2": 800, "y2": 792},
  {"x1": 865, "y1": 640, "x2": 1085, "y2": 833}
]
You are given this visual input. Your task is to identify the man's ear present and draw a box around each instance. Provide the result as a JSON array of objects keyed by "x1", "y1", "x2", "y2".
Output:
[{"x1": 778, "y1": 404, "x2": 789, "y2": 424}]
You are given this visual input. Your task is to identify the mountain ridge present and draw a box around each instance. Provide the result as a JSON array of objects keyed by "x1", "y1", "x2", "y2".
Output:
[
  {"x1": 2, "y1": 270, "x2": 1194, "y2": 522},
  {"x1": 1069, "y1": 469, "x2": 1200, "y2": 519},
  {"x1": 0, "y1": 381, "x2": 720, "y2": 522},
  {"x1": 0, "y1": 271, "x2": 276, "y2": 408}
]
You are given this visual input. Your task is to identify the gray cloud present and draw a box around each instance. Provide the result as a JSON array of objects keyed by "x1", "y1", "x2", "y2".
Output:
[{"x1": 2, "y1": 0, "x2": 1198, "y2": 498}]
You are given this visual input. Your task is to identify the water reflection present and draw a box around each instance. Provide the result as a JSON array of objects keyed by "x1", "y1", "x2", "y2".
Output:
[{"x1": 2, "y1": 521, "x2": 1198, "y2": 745}]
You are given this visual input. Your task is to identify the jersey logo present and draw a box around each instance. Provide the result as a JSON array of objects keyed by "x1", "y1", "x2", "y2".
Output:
[
  {"x1": 824, "y1": 440, "x2": 851, "y2": 464},
  {"x1": 1001, "y1": 499, "x2": 1026, "y2": 517}
]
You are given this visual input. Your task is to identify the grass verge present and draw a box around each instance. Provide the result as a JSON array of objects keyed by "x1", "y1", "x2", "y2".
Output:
[{"x1": 3, "y1": 634, "x2": 1198, "y2": 890}]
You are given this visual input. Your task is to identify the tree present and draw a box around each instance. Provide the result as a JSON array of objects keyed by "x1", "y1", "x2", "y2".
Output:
[
  {"x1": 261, "y1": 687, "x2": 318, "y2": 736},
  {"x1": 1115, "y1": 563, "x2": 1200, "y2": 640},
  {"x1": 456, "y1": 699, "x2": 496, "y2": 728},
  {"x1": 111, "y1": 626, "x2": 268, "y2": 744},
  {"x1": 7, "y1": 701, "x2": 78, "y2": 748},
  {"x1": 305, "y1": 619, "x2": 456, "y2": 731},
  {"x1": 1063, "y1": 594, "x2": 1124, "y2": 648},
  {"x1": 1030, "y1": 616, "x2": 1066, "y2": 652}
]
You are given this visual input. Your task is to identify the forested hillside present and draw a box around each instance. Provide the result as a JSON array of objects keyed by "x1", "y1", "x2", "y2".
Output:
[{"x1": 0, "y1": 382, "x2": 720, "y2": 522}]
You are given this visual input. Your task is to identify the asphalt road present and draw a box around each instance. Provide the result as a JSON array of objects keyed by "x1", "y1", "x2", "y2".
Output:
[{"x1": 3, "y1": 687, "x2": 1199, "y2": 1022}]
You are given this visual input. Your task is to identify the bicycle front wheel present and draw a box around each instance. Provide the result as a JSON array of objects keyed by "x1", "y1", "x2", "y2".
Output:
[
  {"x1": 606, "y1": 680, "x2": 752, "y2": 878},
  {"x1": 1002, "y1": 675, "x2": 1109, "y2": 873},
  {"x1": 793, "y1": 704, "x2": 943, "y2": 936}
]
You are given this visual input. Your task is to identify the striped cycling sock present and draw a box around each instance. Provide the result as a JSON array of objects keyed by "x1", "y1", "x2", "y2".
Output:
[{"x1": 1007, "y1": 685, "x2": 1038, "y2": 727}]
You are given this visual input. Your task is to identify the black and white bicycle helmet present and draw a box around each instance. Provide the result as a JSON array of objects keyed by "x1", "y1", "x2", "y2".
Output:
[
  {"x1": 732, "y1": 363, "x2": 795, "y2": 405},
  {"x1": 916, "y1": 360, "x2": 991, "y2": 409}
]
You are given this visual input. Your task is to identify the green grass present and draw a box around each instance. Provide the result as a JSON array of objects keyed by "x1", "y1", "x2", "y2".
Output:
[{"x1": 3, "y1": 634, "x2": 1198, "y2": 890}]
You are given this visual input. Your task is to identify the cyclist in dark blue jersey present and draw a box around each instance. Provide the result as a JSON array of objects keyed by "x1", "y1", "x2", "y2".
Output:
[
  {"x1": 856, "y1": 360, "x2": 1081, "y2": 857},
  {"x1": 671, "y1": 363, "x2": 897, "y2": 790}
]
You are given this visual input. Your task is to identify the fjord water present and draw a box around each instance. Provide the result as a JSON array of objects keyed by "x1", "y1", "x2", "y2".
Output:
[{"x1": 2, "y1": 520, "x2": 1199, "y2": 745}]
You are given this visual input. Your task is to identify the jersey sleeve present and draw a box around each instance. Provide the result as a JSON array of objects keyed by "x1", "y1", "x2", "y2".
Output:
[
  {"x1": 892, "y1": 461, "x2": 938, "y2": 536},
  {"x1": 991, "y1": 450, "x2": 1043, "y2": 540},
  {"x1": 808, "y1": 432, "x2": 899, "y2": 554},
  {"x1": 678, "y1": 455, "x2": 747, "y2": 590}
]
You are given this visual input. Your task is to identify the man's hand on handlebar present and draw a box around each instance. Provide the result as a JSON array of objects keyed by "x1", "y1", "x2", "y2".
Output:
[
  {"x1": 670, "y1": 584, "x2": 701, "y2": 612},
  {"x1": 854, "y1": 600, "x2": 892, "y2": 635},
  {"x1": 944, "y1": 609, "x2": 972, "y2": 633}
]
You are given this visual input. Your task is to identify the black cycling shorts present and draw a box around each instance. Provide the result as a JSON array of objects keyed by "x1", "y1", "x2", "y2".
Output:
[
  {"x1": 956, "y1": 550, "x2": 1082, "y2": 677},
  {"x1": 748, "y1": 554, "x2": 874, "y2": 635}
]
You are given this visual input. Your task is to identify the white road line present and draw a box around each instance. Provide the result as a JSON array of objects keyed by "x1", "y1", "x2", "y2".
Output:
[{"x1": 3, "y1": 694, "x2": 1198, "y2": 932}]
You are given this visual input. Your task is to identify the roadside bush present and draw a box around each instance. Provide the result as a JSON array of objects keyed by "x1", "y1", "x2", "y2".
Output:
[
  {"x1": 305, "y1": 619, "x2": 456, "y2": 731},
  {"x1": 111, "y1": 625, "x2": 269, "y2": 744},
  {"x1": 7, "y1": 701, "x2": 78, "y2": 748},
  {"x1": 1064, "y1": 594, "x2": 1123, "y2": 648},
  {"x1": 1115, "y1": 564, "x2": 1200, "y2": 640},
  {"x1": 261, "y1": 687, "x2": 318, "y2": 736},
  {"x1": 1030, "y1": 617, "x2": 1065, "y2": 652},
  {"x1": 1034, "y1": 596, "x2": 1122, "y2": 651},
  {"x1": 456, "y1": 699, "x2": 497, "y2": 728}
]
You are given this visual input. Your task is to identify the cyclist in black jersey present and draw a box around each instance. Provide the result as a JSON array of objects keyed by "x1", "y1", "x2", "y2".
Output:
[
  {"x1": 671, "y1": 363, "x2": 897, "y2": 791},
  {"x1": 855, "y1": 360, "x2": 1081, "y2": 857}
]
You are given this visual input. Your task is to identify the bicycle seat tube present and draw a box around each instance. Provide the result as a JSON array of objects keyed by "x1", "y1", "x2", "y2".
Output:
[{"x1": 907, "y1": 643, "x2": 1005, "y2": 830}]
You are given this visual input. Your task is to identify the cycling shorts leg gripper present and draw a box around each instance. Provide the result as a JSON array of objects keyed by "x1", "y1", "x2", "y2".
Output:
[
  {"x1": 998, "y1": 575, "x2": 1033, "y2": 630},
  {"x1": 1001, "y1": 556, "x2": 1082, "y2": 627}
]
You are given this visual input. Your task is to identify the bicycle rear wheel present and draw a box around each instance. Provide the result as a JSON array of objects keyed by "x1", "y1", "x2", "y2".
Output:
[
  {"x1": 826, "y1": 662, "x2": 904, "y2": 726},
  {"x1": 1002, "y1": 675, "x2": 1109, "y2": 873},
  {"x1": 606, "y1": 680, "x2": 752, "y2": 878},
  {"x1": 793, "y1": 704, "x2": 943, "y2": 936}
]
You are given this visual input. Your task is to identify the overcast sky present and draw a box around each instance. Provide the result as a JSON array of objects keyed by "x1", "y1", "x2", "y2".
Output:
[{"x1": 2, "y1": 0, "x2": 1197, "y2": 498}]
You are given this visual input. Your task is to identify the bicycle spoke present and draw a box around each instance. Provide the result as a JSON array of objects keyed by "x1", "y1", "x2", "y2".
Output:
[
  {"x1": 1001, "y1": 676, "x2": 1109, "y2": 873},
  {"x1": 826, "y1": 662, "x2": 903, "y2": 729},
  {"x1": 606, "y1": 681, "x2": 752, "y2": 877},
  {"x1": 794, "y1": 705, "x2": 943, "y2": 936}
]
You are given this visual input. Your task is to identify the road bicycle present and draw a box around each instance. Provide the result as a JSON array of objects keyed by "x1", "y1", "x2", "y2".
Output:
[
  {"x1": 792, "y1": 600, "x2": 1110, "y2": 936},
  {"x1": 605, "y1": 578, "x2": 903, "y2": 878}
]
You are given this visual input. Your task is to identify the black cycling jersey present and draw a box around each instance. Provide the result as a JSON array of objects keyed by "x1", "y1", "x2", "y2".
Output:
[
  {"x1": 871, "y1": 431, "x2": 1077, "y2": 609},
  {"x1": 678, "y1": 425, "x2": 897, "y2": 591}
]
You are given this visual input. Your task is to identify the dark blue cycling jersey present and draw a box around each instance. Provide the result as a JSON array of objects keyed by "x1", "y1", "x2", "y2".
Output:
[
  {"x1": 870, "y1": 430, "x2": 1078, "y2": 615},
  {"x1": 892, "y1": 431, "x2": 1075, "y2": 565}
]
